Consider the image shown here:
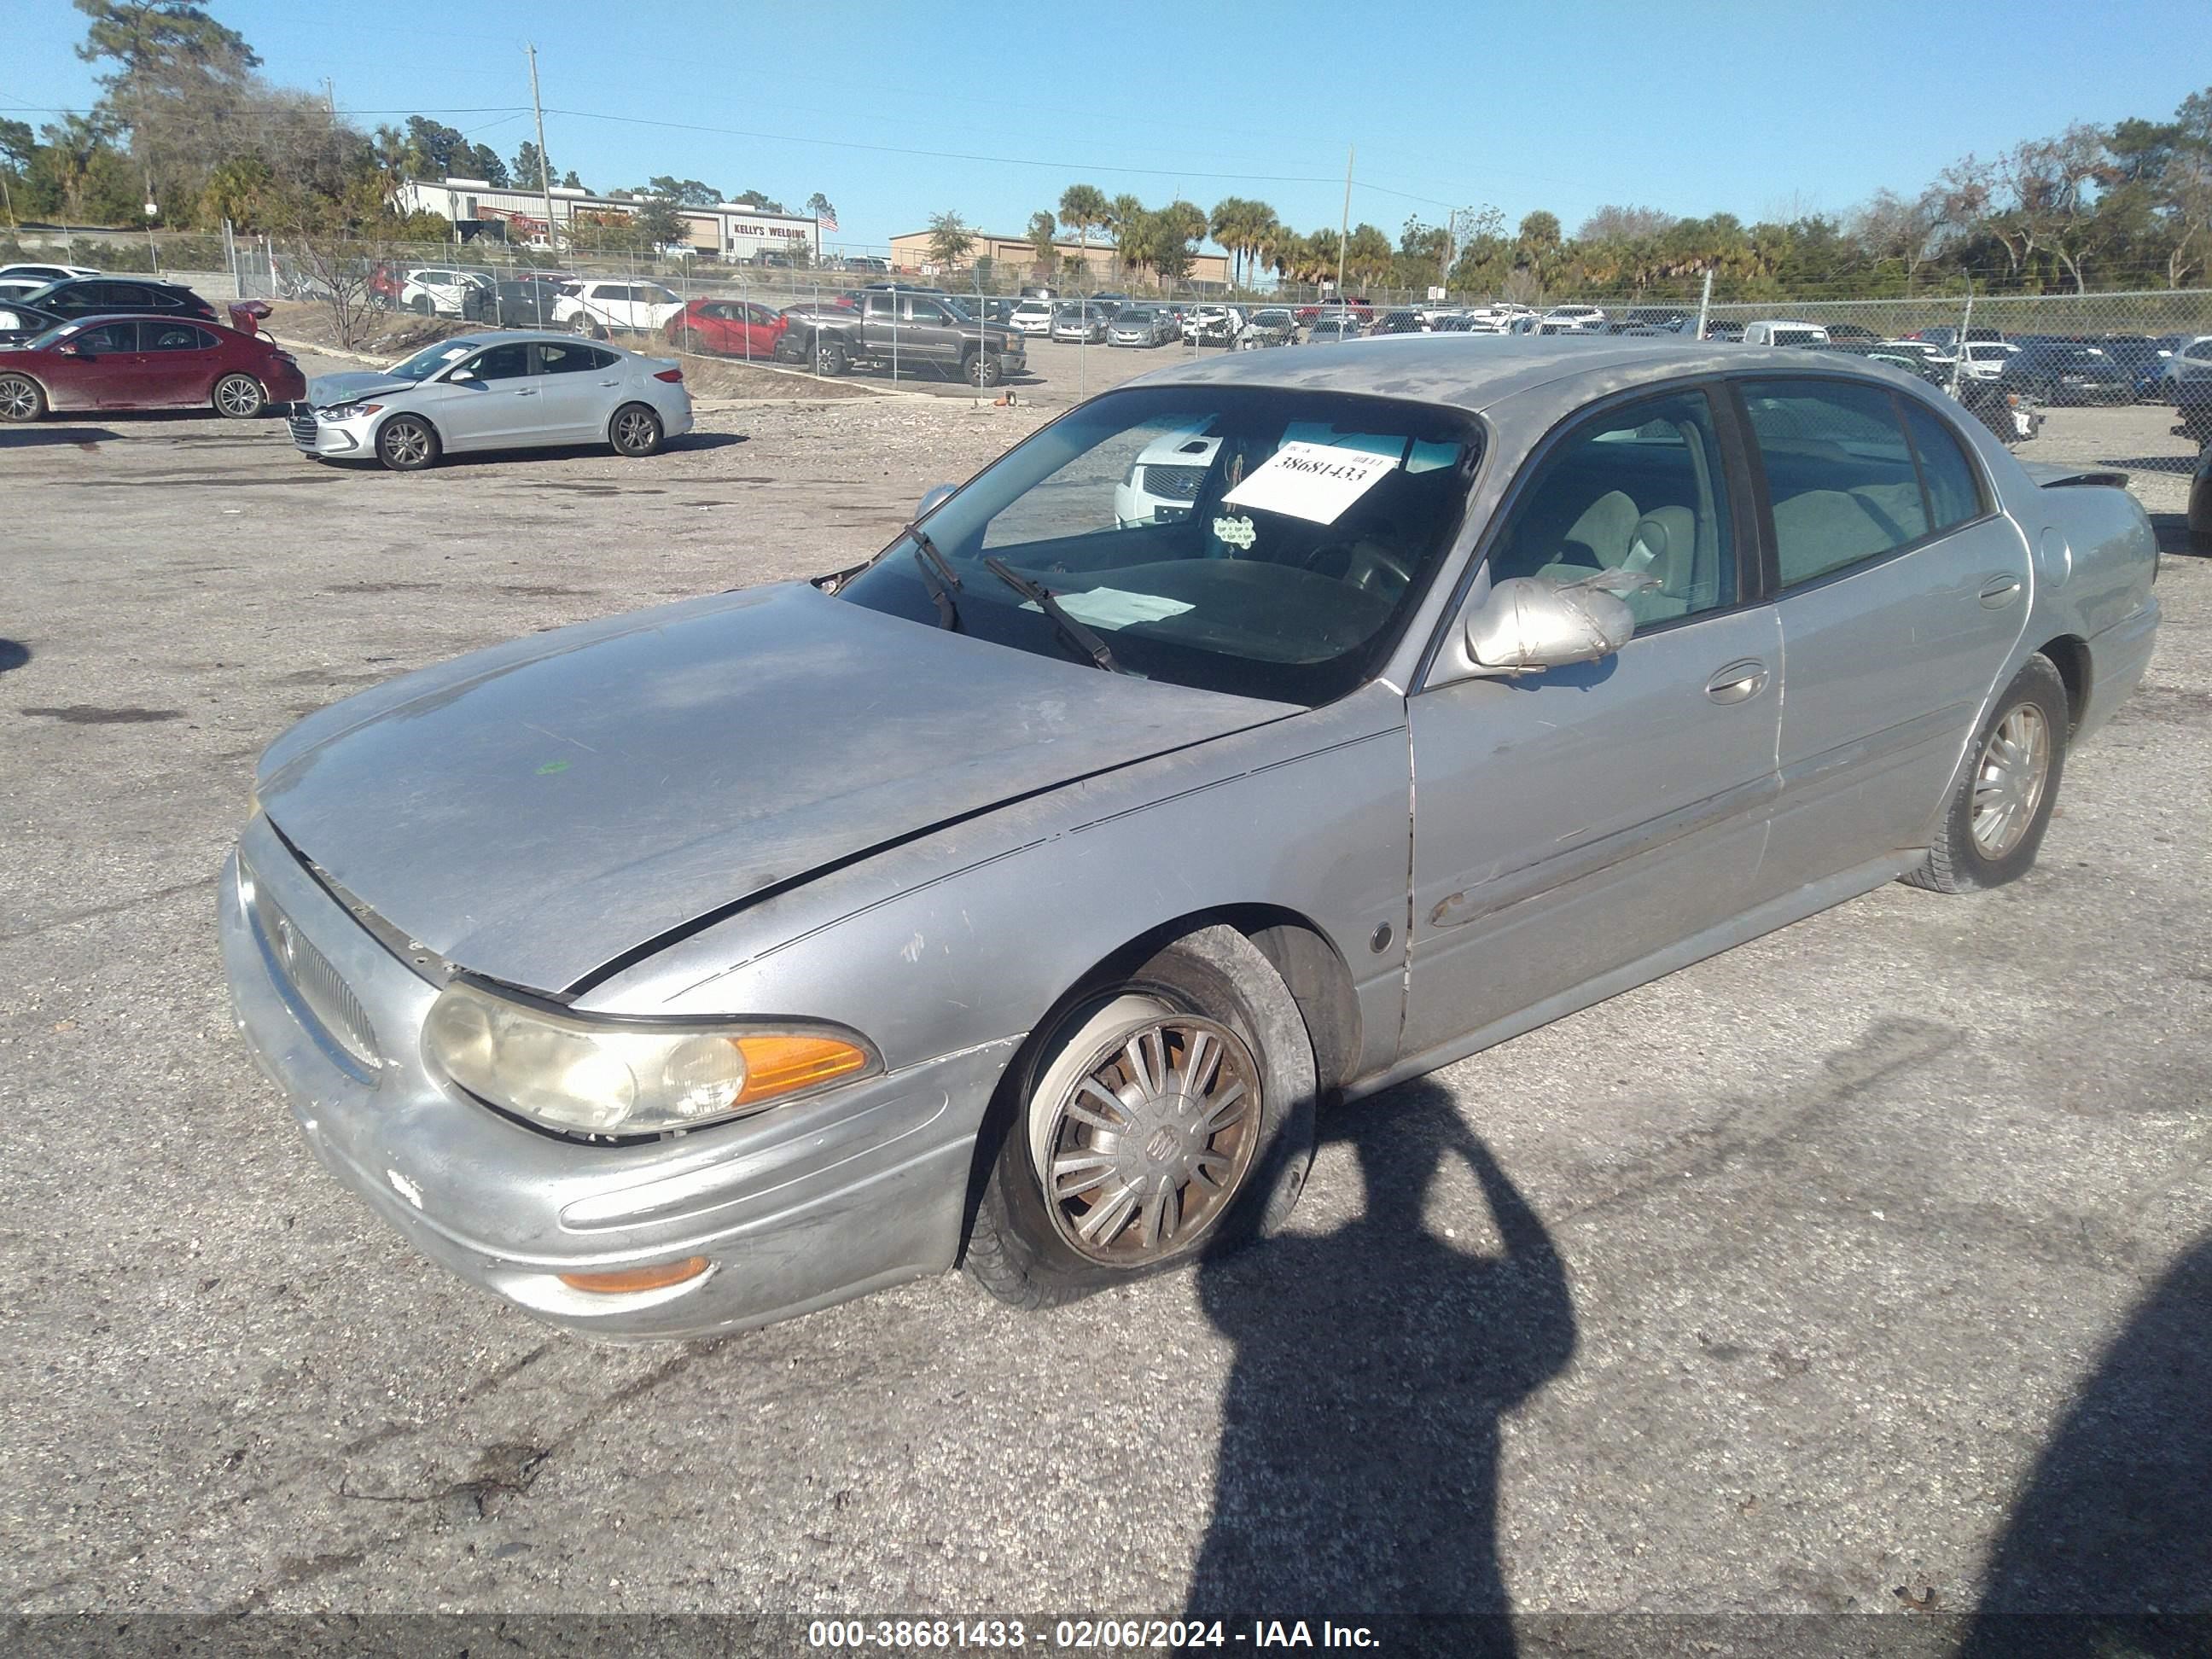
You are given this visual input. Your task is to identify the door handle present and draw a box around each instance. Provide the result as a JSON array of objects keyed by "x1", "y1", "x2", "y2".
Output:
[
  {"x1": 514, "y1": 388, "x2": 538, "y2": 396},
  {"x1": 599, "y1": 379, "x2": 620, "y2": 386},
  {"x1": 1705, "y1": 660, "x2": 1769, "y2": 704},
  {"x1": 1979, "y1": 573, "x2": 2023, "y2": 607}
]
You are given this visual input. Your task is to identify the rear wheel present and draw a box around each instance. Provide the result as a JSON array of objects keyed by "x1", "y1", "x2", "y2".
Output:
[
  {"x1": 410, "y1": 294, "x2": 434, "y2": 316},
  {"x1": 375, "y1": 414, "x2": 439, "y2": 472},
  {"x1": 570, "y1": 315, "x2": 605, "y2": 339},
  {"x1": 1905, "y1": 655, "x2": 2068, "y2": 894},
  {"x1": 609, "y1": 402, "x2": 664, "y2": 457},
  {"x1": 212, "y1": 373, "x2": 265, "y2": 419},
  {"x1": 964, "y1": 925, "x2": 1316, "y2": 1309},
  {"x1": 0, "y1": 373, "x2": 44, "y2": 422}
]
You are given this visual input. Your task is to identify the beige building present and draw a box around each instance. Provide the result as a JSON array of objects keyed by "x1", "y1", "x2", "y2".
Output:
[{"x1": 888, "y1": 229, "x2": 1230, "y2": 289}]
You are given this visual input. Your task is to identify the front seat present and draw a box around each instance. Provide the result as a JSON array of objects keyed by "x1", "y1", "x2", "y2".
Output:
[{"x1": 1535, "y1": 489, "x2": 1639, "y2": 583}]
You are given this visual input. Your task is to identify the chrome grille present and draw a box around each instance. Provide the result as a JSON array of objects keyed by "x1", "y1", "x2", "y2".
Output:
[
  {"x1": 242, "y1": 853, "x2": 381, "y2": 1068},
  {"x1": 1140, "y1": 464, "x2": 1206, "y2": 502},
  {"x1": 286, "y1": 404, "x2": 318, "y2": 448}
]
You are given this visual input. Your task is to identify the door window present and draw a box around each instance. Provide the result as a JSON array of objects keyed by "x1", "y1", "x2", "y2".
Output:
[
  {"x1": 1740, "y1": 378, "x2": 1929, "y2": 586},
  {"x1": 1485, "y1": 388, "x2": 1738, "y2": 626},
  {"x1": 73, "y1": 321, "x2": 139, "y2": 353},
  {"x1": 1900, "y1": 401, "x2": 1986, "y2": 531},
  {"x1": 905, "y1": 298, "x2": 953, "y2": 324},
  {"x1": 538, "y1": 342, "x2": 614, "y2": 374},
  {"x1": 463, "y1": 342, "x2": 535, "y2": 382},
  {"x1": 144, "y1": 323, "x2": 212, "y2": 352}
]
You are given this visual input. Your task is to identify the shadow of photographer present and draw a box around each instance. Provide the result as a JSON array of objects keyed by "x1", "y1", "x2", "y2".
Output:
[{"x1": 1183, "y1": 1080, "x2": 1575, "y2": 1640}]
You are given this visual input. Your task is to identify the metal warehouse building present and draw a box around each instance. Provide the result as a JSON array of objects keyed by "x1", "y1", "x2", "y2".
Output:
[{"x1": 392, "y1": 178, "x2": 822, "y2": 262}]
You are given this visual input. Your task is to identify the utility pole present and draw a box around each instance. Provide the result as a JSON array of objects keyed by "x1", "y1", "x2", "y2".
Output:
[
  {"x1": 527, "y1": 43, "x2": 556, "y2": 254},
  {"x1": 323, "y1": 79, "x2": 335, "y2": 117},
  {"x1": 1336, "y1": 143, "x2": 1353, "y2": 305}
]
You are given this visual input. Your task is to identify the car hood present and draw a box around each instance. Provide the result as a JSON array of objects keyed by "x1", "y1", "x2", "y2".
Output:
[
  {"x1": 255, "y1": 582, "x2": 1295, "y2": 993},
  {"x1": 306, "y1": 370, "x2": 422, "y2": 404}
]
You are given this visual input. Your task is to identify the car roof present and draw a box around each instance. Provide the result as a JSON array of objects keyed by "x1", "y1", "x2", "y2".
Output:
[
  {"x1": 1134, "y1": 335, "x2": 1929, "y2": 416},
  {"x1": 33, "y1": 311, "x2": 246, "y2": 337}
]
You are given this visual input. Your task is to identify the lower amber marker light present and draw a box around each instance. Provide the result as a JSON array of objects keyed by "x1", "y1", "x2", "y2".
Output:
[{"x1": 557, "y1": 1256, "x2": 711, "y2": 1295}]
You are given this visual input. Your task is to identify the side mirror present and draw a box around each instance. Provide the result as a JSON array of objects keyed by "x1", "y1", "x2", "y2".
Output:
[
  {"x1": 916, "y1": 484, "x2": 958, "y2": 519},
  {"x1": 447, "y1": 367, "x2": 477, "y2": 383},
  {"x1": 1461, "y1": 574, "x2": 1639, "y2": 675}
]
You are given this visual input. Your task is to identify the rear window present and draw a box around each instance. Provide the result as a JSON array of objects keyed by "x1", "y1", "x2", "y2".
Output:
[{"x1": 1742, "y1": 379, "x2": 1930, "y2": 587}]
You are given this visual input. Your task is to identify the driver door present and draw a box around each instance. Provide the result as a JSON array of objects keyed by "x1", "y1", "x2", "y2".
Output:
[
  {"x1": 425, "y1": 341, "x2": 541, "y2": 450},
  {"x1": 1402, "y1": 385, "x2": 1784, "y2": 1061}
]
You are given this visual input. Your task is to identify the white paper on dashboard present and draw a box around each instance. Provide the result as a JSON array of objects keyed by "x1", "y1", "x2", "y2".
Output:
[
  {"x1": 1220, "y1": 439, "x2": 1400, "y2": 524},
  {"x1": 1020, "y1": 586, "x2": 1196, "y2": 629}
]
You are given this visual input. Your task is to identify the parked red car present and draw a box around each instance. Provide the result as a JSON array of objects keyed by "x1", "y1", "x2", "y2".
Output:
[
  {"x1": 664, "y1": 296, "x2": 789, "y2": 359},
  {"x1": 0, "y1": 313, "x2": 306, "y2": 422},
  {"x1": 1293, "y1": 297, "x2": 1373, "y2": 324}
]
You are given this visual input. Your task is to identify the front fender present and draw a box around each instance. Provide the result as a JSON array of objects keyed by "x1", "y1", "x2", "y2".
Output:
[{"x1": 579, "y1": 684, "x2": 1415, "y2": 1083}]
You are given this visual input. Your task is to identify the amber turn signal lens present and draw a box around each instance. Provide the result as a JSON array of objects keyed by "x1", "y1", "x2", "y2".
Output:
[
  {"x1": 734, "y1": 1033, "x2": 869, "y2": 1103},
  {"x1": 557, "y1": 1256, "x2": 710, "y2": 1295}
]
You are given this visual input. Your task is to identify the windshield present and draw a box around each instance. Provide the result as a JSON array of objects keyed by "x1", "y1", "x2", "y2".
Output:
[
  {"x1": 837, "y1": 385, "x2": 1480, "y2": 706},
  {"x1": 387, "y1": 341, "x2": 478, "y2": 381}
]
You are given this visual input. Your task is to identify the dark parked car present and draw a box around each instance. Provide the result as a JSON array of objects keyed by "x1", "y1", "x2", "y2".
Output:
[
  {"x1": 2189, "y1": 439, "x2": 2210, "y2": 550},
  {"x1": 1369, "y1": 310, "x2": 1424, "y2": 336},
  {"x1": 0, "y1": 312, "x2": 305, "y2": 421},
  {"x1": 1, "y1": 276, "x2": 218, "y2": 340},
  {"x1": 1996, "y1": 341, "x2": 2133, "y2": 405},
  {"x1": 779, "y1": 288, "x2": 1026, "y2": 385},
  {"x1": 462, "y1": 278, "x2": 568, "y2": 329}
]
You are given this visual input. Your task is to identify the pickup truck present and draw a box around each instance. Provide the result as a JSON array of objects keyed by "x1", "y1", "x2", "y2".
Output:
[{"x1": 777, "y1": 289, "x2": 1026, "y2": 386}]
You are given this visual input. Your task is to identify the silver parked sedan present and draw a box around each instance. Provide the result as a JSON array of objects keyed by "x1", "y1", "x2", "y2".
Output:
[
  {"x1": 288, "y1": 331, "x2": 694, "y2": 470},
  {"x1": 223, "y1": 339, "x2": 2159, "y2": 1340}
]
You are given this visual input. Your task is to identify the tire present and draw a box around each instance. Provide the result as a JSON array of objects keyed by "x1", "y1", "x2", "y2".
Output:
[
  {"x1": 1904, "y1": 655, "x2": 2069, "y2": 894},
  {"x1": 410, "y1": 294, "x2": 434, "y2": 317},
  {"x1": 963, "y1": 924, "x2": 1317, "y2": 1310},
  {"x1": 374, "y1": 414, "x2": 439, "y2": 473},
  {"x1": 570, "y1": 315, "x2": 605, "y2": 340},
  {"x1": 608, "y1": 402, "x2": 664, "y2": 457},
  {"x1": 211, "y1": 373, "x2": 265, "y2": 419},
  {"x1": 812, "y1": 335, "x2": 849, "y2": 376},
  {"x1": 0, "y1": 372, "x2": 44, "y2": 422},
  {"x1": 964, "y1": 349, "x2": 1004, "y2": 388}
]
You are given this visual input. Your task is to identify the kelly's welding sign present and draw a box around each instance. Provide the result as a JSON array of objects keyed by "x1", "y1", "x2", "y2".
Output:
[{"x1": 1222, "y1": 440, "x2": 1398, "y2": 526}]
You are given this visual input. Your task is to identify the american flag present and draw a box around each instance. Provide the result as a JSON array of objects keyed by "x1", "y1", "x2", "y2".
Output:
[{"x1": 817, "y1": 207, "x2": 839, "y2": 231}]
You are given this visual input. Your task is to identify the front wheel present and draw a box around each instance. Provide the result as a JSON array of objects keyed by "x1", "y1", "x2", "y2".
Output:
[
  {"x1": 375, "y1": 414, "x2": 439, "y2": 472},
  {"x1": 1904, "y1": 655, "x2": 2068, "y2": 894},
  {"x1": 812, "y1": 335, "x2": 850, "y2": 376},
  {"x1": 212, "y1": 373, "x2": 265, "y2": 419},
  {"x1": 0, "y1": 372, "x2": 44, "y2": 422},
  {"x1": 963, "y1": 925, "x2": 1316, "y2": 1309},
  {"x1": 964, "y1": 349, "x2": 1004, "y2": 387}
]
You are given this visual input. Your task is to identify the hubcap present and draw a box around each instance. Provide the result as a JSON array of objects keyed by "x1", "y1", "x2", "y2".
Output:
[
  {"x1": 218, "y1": 378, "x2": 257, "y2": 414},
  {"x1": 0, "y1": 377, "x2": 32, "y2": 418},
  {"x1": 1970, "y1": 701, "x2": 2050, "y2": 859},
  {"x1": 617, "y1": 411, "x2": 655, "y2": 450},
  {"x1": 1039, "y1": 1015, "x2": 1260, "y2": 1266},
  {"x1": 384, "y1": 423, "x2": 428, "y2": 465}
]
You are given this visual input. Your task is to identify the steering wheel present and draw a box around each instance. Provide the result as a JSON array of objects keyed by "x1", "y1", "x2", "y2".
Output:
[{"x1": 1301, "y1": 538, "x2": 1414, "y2": 597}]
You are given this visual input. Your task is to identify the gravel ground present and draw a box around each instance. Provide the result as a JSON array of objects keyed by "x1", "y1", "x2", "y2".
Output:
[{"x1": 2, "y1": 372, "x2": 2207, "y2": 1639}]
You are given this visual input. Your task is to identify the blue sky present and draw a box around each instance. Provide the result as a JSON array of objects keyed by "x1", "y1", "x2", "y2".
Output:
[{"x1": 8, "y1": 0, "x2": 2206, "y2": 250}]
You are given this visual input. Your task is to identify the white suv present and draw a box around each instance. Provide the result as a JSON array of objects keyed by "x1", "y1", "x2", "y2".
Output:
[
  {"x1": 553, "y1": 280, "x2": 687, "y2": 337},
  {"x1": 398, "y1": 268, "x2": 493, "y2": 317}
]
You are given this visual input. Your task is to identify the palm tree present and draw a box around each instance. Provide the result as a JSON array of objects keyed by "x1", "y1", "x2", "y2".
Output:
[
  {"x1": 1116, "y1": 207, "x2": 1158, "y2": 285},
  {"x1": 1209, "y1": 197, "x2": 1251, "y2": 287},
  {"x1": 1025, "y1": 210, "x2": 1058, "y2": 276},
  {"x1": 1106, "y1": 191, "x2": 1143, "y2": 277},
  {"x1": 1058, "y1": 183, "x2": 1109, "y2": 253}
]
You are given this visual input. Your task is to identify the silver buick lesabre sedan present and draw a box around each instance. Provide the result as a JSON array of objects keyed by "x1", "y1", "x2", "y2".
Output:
[
  {"x1": 222, "y1": 339, "x2": 2159, "y2": 1340},
  {"x1": 288, "y1": 331, "x2": 693, "y2": 471}
]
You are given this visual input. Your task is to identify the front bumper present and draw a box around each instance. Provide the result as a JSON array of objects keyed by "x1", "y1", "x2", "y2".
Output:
[
  {"x1": 288, "y1": 405, "x2": 372, "y2": 457},
  {"x1": 218, "y1": 815, "x2": 1019, "y2": 1340}
]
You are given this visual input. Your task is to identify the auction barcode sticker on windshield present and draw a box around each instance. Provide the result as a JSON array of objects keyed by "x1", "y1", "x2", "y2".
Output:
[{"x1": 1221, "y1": 440, "x2": 1399, "y2": 525}]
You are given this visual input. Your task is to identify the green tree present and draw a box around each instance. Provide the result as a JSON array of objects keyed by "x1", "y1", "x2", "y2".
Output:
[
  {"x1": 927, "y1": 208, "x2": 974, "y2": 269},
  {"x1": 648, "y1": 175, "x2": 722, "y2": 207},
  {"x1": 731, "y1": 187, "x2": 787, "y2": 212},
  {"x1": 634, "y1": 193, "x2": 686, "y2": 248},
  {"x1": 511, "y1": 139, "x2": 550, "y2": 192},
  {"x1": 1058, "y1": 182, "x2": 1109, "y2": 248},
  {"x1": 805, "y1": 190, "x2": 836, "y2": 225},
  {"x1": 559, "y1": 169, "x2": 583, "y2": 190}
]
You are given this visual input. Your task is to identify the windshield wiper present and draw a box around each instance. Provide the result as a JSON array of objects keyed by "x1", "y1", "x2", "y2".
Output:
[
  {"x1": 981, "y1": 556, "x2": 1125, "y2": 674},
  {"x1": 907, "y1": 524, "x2": 962, "y2": 630}
]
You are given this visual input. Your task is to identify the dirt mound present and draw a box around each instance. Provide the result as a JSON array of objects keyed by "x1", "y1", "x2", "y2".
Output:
[{"x1": 262, "y1": 300, "x2": 470, "y2": 358}]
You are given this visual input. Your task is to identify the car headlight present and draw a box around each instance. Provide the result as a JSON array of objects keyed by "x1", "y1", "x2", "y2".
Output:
[
  {"x1": 318, "y1": 400, "x2": 382, "y2": 420},
  {"x1": 422, "y1": 979, "x2": 876, "y2": 1137}
]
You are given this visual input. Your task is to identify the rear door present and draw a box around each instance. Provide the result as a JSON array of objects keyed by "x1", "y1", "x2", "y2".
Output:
[
  {"x1": 1403, "y1": 384, "x2": 1784, "y2": 1058},
  {"x1": 532, "y1": 341, "x2": 620, "y2": 440},
  {"x1": 139, "y1": 319, "x2": 222, "y2": 405},
  {"x1": 1743, "y1": 377, "x2": 2032, "y2": 885}
]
